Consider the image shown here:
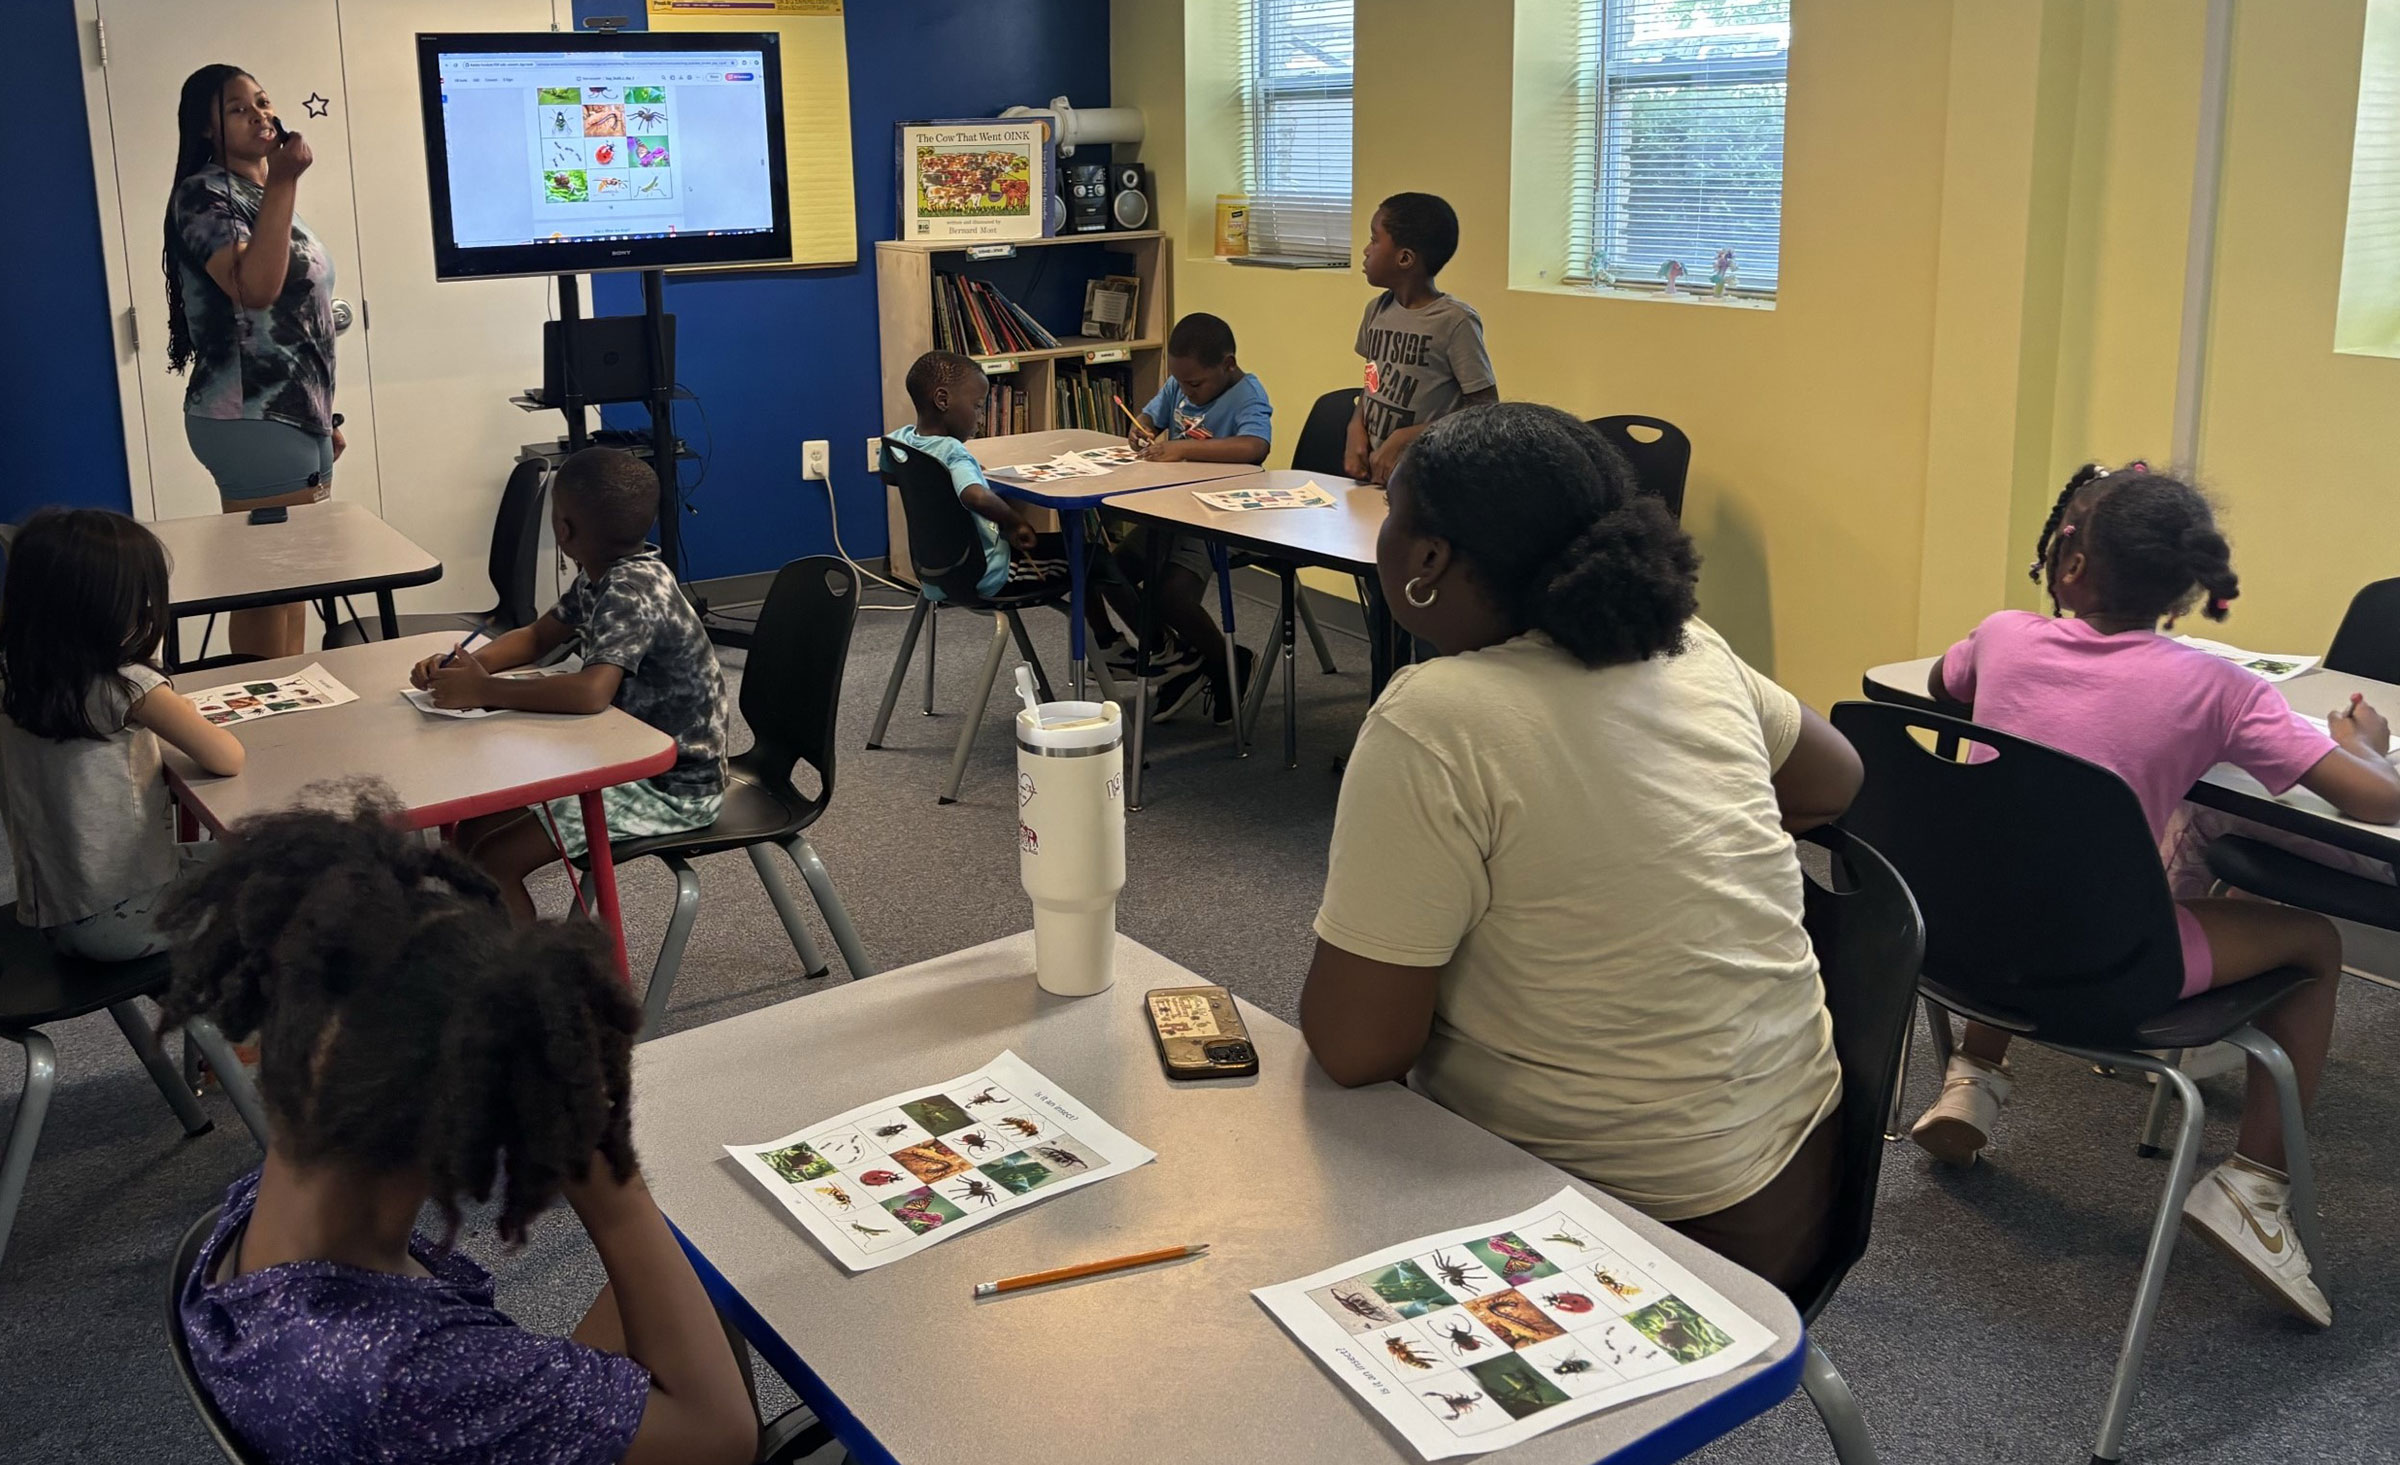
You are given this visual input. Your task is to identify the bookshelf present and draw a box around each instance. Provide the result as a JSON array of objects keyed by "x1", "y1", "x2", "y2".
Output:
[{"x1": 875, "y1": 231, "x2": 1171, "y2": 435}]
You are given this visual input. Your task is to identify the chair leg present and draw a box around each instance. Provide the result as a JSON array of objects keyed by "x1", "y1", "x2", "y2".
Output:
[
  {"x1": 941, "y1": 614, "x2": 1013, "y2": 805},
  {"x1": 1088, "y1": 644, "x2": 1126, "y2": 710},
  {"x1": 2133, "y1": 1049, "x2": 2182, "y2": 1159},
  {"x1": 868, "y1": 598, "x2": 931, "y2": 749},
  {"x1": 108, "y1": 1001, "x2": 211, "y2": 1137},
  {"x1": 2089, "y1": 1061, "x2": 2206, "y2": 1465},
  {"x1": 1801, "y1": 1341, "x2": 1880, "y2": 1464},
  {"x1": 1239, "y1": 594, "x2": 1286, "y2": 742},
  {"x1": 185, "y1": 1018, "x2": 268, "y2": 1147},
  {"x1": 745, "y1": 843, "x2": 830, "y2": 980},
  {"x1": 637, "y1": 857, "x2": 703, "y2": 1040},
  {"x1": 785, "y1": 836, "x2": 877, "y2": 979},
  {"x1": 1295, "y1": 591, "x2": 1339, "y2": 675},
  {"x1": 0, "y1": 1029, "x2": 59, "y2": 1270},
  {"x1": 2219, "y1": 1025, "x2": 2324, "y2": 1262},
  {"x1": 1011, "y1": 611, "x2": 1056, "y2": 703},
  {"x1": 1883, "y1": 1018, "x2": 1914, "y2": 1142},
  {"x1": 922, "y1": 607, "x2": 938, "y2": 714},
  {"x1": 1925, "y1": 997, "x2": 1955, "y2": 1068}
]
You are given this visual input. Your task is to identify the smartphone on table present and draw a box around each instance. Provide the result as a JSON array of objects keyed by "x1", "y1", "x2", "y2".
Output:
[{"x1": 1145, "y1": 985, "x2": 1259, "y2": 1080}]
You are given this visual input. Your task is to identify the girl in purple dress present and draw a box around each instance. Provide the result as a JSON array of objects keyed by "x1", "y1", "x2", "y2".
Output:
[{"x1": 162, "y1": 791, "x2": 757, "y2": 1465}]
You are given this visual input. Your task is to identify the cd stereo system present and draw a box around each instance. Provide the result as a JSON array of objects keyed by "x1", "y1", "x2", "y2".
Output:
[{"x1": 1066, "y1": 162, "x2": 1151, "y2": 233}]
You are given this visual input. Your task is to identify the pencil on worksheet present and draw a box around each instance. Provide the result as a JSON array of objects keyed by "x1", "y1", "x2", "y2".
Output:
[{"x1": 973, "y1": 1243, "x2": 1208, "y2": 1298}]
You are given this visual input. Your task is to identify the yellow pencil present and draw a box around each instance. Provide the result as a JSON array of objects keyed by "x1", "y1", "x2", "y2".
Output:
[
  {"x1": 1113, "y1": 394, "x2": 1154, "y2": 443},
  {"x1": 972, "y1": 1242, "x2": 1209, "y2": 1298}
]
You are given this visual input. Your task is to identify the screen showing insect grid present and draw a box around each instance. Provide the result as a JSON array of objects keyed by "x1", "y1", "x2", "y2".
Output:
[{"x1": 417, "y1": 33, "x2": 790, "y2": 279}]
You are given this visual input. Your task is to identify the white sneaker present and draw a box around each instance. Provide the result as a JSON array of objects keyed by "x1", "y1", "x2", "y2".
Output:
[
  {"x1": 1910, "y1": 1055, "x2": 2012, "y2": 1166},
  {"x1": 2182, "y1": 1158, "x2": 2332, "y2": 1327}
]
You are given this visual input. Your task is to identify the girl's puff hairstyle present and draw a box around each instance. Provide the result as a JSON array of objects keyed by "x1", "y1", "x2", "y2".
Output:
[
  {"x1": 0, "y1": 508, "x2": 173, "y2": 742},
  {"x1": 154, "y1": 787, "x2": 642, "y2": 1246},
  {"x1": 2029, "y1": 461, "x2": 2239, "y2": 625},
  {"x1": 1396, "y1": 402, "x2": 1700, "y2": 668}
]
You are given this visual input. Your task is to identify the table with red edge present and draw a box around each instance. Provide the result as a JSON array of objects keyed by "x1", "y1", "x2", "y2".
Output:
[{"x1": 161, "y1": 633, "x2": 676, "y2": 979}]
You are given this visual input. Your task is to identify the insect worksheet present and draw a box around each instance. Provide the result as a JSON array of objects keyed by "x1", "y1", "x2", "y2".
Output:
[
  {"x1": 186, "y1": 666, "x2": 358, "y2": 727},
  {"x1": 726, "y1": 1050, "x2": 1154, "y2": 1273},
  {"x1": 1254, "y1": 1188, "x2": 1777, "y2": 1460},
  {"x1": 1193, "y1": 481, "x2": 1338, "y2": 512}
]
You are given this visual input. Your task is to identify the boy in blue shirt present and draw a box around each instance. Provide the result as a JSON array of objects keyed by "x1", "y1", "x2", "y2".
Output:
[
  {"x1": 885, "y1": 351, "x2": 1071, "y2": 602},
  {"x1": 1111, "y1": 313, "x2": 1271, "y2": 722}
]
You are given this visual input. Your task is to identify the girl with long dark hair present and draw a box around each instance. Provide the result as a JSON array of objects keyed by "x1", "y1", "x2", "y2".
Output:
[
  {"x1": 163, "y1": 63, "x2": 342, "y2": 658},
  {"x1": 0, "y1": 509, "x2": 244, "y2": 959}
]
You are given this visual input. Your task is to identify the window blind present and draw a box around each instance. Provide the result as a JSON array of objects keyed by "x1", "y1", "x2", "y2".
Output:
[
  {"x1": 1237, "y1": 0, "x2": 1355, "y2": 261},
  {"x1": 1568, "y1": 0, "x2": 1790, "y2": 296},
  {"x1": 2335, "y1": 0, "x2": 2400, "y2": 356}
]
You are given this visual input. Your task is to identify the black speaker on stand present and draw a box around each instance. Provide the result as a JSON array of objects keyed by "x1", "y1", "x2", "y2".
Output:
[{"x1": 1109, "y1": 164, "x2": 1152, "y2": 230}]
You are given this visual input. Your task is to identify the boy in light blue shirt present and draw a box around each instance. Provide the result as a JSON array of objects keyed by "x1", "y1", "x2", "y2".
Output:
[
  {"x1": 1109, "y1": 313, "x2": 1272, "y2": 723},
  {"x1": 884, "y1": 351, "x2": 1068, "y2": 602}
]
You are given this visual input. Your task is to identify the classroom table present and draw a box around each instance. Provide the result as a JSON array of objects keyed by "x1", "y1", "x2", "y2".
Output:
[
  {"x1": 161, "y1": 634, "x2": 675, "y2": 978},
  {"x1": 150, "y1": 499, "x2": 445, "y2": 668},
  {"x1": 1862, "y1": 657, "x2": 2400, "y2": 864},
  {"x1": 634, "y1": 932, "x2": 1806, "y2": 1465},
  {"x1": 1106, "y1": 471, "x2": 1388, "y2": 807},
  {"x1": 975, "y1": 429, "x2": 1257, "y2": 699}
]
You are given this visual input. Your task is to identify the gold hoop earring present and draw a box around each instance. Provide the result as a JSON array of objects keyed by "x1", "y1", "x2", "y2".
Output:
[{"x1": 1404, "y1": 576, "x2": 1438, "y2": 609}]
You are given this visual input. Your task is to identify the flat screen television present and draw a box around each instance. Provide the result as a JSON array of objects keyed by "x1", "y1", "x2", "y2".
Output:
[{"x1": 416, "y1": 31, "x2": 791, "y2": 280}]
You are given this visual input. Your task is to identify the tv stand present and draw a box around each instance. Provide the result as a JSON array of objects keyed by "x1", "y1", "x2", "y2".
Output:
[{"x1": 550, "y1": 270, "x2": 682, "y2": 577}]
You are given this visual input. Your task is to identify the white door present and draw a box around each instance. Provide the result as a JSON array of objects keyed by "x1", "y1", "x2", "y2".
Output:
[
  {"x1": 93, "y1": 0, "x2": 382, "y2": 524},
  {"x1": 89, "y1": 0, "x2": 561, "y2": 611},
  {"x1": 333, "y1": 0, "x2": 557, "y2": 614}
]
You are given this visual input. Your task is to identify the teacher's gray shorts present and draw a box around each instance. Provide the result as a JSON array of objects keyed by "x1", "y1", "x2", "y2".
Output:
[{"x1": 186, "y1": 415, "x2": 334, "y2": 502}]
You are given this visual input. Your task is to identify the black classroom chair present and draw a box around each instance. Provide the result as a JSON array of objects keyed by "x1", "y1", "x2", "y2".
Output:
[
  {"x1": 325, "y1": 457, "x2": 551, "y2": 646},
  {"x1": 1588, "y1": 414, "x2": 1692, "y2": 522},
  {"x1": 1832, "y1": 700, "x2": 2323, "y2": 1465},
  {"x1": 0, "y1": 916, "x2": 267, "y2": 1271},
  {"x1": 577, "y1": 557, "x2": 875, "y2": 1036},
  {"x1": 167, "y1": 1206, "x2": 263, "y2": 1464},
  {"x1": 867, "y1": 438, "x2": 1123, "y2": 804},
  {"x1": 2323, "y1": 577, "x2": 2400, "y2": 685},
  {"x1": 1781, "y1": 825, "x2": 1924, "y2": 1464},
  {"x1": 2205, "y1": 576, "x2": 2400, "y2": 933}
]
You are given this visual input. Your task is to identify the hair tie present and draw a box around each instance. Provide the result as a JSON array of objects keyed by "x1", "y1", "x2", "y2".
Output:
[
  {"x1": 2128, "y1": 459, "x2": 2150, "y2": 473},
  {"x1": 2058, "y1": 523, "x2": 2076, "y2": 538},
  {"x1": 2208, "y1": 595, "x2": 2229, "y2": 613}
]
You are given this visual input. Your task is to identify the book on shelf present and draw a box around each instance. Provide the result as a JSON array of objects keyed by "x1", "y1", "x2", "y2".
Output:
[
  {"x1": 1052, "y1": 363, "x2": 1132, "y2": 432},
  {"x1": 931, "y1": 273, "x2": 1061, "y2": 358},
  {"x1": 1081, "y1": 274, "x2": 1141, "y2": 341}
]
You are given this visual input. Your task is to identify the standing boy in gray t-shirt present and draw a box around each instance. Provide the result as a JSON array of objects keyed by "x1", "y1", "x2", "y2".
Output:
[{"x1": 1346, "y1": 193, "x2": 1499, "y2": 485}]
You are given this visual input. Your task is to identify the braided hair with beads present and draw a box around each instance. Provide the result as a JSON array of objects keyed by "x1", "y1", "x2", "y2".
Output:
[
  {"x1": 2027, "y1": 460, "x2": 2238, "y2": 625},
  {"x1": 153, "y1": 785, "x2": 642, "y2": 1246}
]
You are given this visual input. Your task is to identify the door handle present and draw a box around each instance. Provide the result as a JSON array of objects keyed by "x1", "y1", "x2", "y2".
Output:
[{"x1": 332, "y1": 298, "x2": 355, "y2": 334}]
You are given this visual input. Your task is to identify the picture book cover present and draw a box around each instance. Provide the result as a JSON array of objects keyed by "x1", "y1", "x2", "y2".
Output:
[{"x1": 896, "y1": 119, "x2": 1054, "y2": 243}]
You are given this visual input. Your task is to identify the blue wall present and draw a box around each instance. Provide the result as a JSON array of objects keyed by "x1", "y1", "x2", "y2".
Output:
[
  {"x1": 581, "y1": 0, "x2": 1113, "y2": 579},
  {"x1": 9, "y1": 3, "x2": 134, "y2": 521}
]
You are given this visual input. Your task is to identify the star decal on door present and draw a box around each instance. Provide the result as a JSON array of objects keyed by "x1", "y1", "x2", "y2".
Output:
[{"x1": 303, "y1": 93, "x2": 330, "y2": 118}]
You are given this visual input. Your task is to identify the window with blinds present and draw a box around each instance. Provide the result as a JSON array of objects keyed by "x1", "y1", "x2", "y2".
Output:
[
  {"x1": 1567, "y1": 0, "x2": 1790, "y2": 298},
  {"x1": 1237, "y1": 0, "x2": 1355, "y2": 262},
  {"x1": 2335, "y1": 0, "x2": 2400, "y2": 357}
]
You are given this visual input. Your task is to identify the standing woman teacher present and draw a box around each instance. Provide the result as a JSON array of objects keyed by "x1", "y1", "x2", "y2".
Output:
[{"x1": 163, "y1": 63, "x2": 343, "y2": 660}]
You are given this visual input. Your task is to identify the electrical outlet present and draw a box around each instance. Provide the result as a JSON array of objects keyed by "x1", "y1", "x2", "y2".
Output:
[
  {"x1": 866, "y1": 436, "x2": 883, "y2": 475},
  {"x1": 802, "y1": 439, "x2": 830, "y2": 481}
]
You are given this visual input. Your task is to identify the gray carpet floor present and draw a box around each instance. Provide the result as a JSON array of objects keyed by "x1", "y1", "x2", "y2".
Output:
[{"x1": 6, "y1": 575, "x2": 2400, "y2": 1463}]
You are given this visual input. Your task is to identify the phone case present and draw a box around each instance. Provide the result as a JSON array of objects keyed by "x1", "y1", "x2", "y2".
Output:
[{"x1": 1145, "y1": 985, "x2": 1259, "y2": 1080}]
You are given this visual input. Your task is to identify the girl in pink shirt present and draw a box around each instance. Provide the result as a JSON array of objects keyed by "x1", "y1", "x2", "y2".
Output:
[{"x1": 1916, "y1": 463, "x2": 2400, "y2": 1328}]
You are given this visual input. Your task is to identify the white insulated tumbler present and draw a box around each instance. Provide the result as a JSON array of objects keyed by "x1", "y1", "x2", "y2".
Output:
[{"x1": 1015, "y1": 699, "x2": 1125, "y2": 997}]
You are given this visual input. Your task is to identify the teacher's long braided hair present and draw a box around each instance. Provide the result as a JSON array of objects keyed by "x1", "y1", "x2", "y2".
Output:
[{"x1": 162, "y1": 63, "x2": 253, "y2": 377}]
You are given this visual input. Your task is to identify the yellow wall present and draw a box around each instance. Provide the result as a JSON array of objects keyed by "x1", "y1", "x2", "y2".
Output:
[{"x1": 1113, "y1": 0, "x2": 2400, "y2": 709}]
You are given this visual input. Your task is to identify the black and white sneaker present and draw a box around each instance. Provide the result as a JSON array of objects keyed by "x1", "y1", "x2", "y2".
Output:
[
  {"x1": 1202, "y1": 646, "x2": 1258, "y2": 726},
  {"x1": 1152, "y1": 664, "x2": 1210, "y2": 722}
]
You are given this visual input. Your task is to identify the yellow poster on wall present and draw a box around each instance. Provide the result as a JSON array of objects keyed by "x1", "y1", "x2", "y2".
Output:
[{"x1": 650, "y1": 0, "x2": 855, "y2": 267}]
